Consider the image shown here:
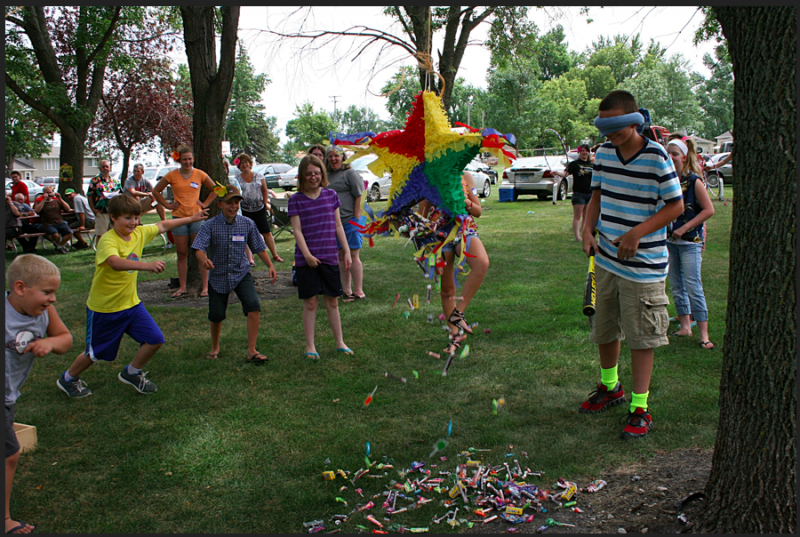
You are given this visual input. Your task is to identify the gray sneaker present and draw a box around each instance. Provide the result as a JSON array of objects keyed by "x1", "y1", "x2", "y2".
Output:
[
  {"x1": 57, "y1": 377, "x2": 93, "y2": 398},
  {"x1": 118, "y1": 368, "x2": 158, "y2": 394}
]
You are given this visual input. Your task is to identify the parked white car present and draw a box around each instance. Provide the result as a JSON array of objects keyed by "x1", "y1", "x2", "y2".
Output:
[
  {"x1": 278, "y1": 166, "x2": 298, "y2": 190},
  {"x1": 463, "y1": 163, "x2": 492, "y2": 198},
  {"x1": 143, "y1": 165, "x2": 179, "y2": 201},
  {"x1": 351, "y1": 154, "x2": 392, "y2": 203},
  {"x1": 501, "y1": 156, "x2": 572, "y2": 201}
]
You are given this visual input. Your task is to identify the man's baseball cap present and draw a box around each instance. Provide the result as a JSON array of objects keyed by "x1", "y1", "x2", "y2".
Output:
[
  {"x1": 65, "y1": 188, "x2": 76, "y2": 195},
  {"x1": 218, "y1": 184, "x2": 243, "y2": 203}
]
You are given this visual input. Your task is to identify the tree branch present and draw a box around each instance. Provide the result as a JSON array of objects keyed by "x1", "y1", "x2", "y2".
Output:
[
  {"x1": 393, "y1": 6, "x2": 414, "y2": 41},
  {"x1": 266, "y1": 26, "x2": 417, "y2": 57},
  {"x1": 6, "y1": 15, "x2": 23, "y2": 26},
  {"x1": 4, "y1": 72, "x2": 69, "y2": 132},
  {"x1": 85, "y1": 6, "x2": 122, "y2": 64}
]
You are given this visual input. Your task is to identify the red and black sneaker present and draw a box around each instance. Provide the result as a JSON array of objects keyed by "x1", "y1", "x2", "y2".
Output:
[
  {"x1": 621, "y1": 407, "x2": 653, "y2": 439},
  {"x1": 578, "y1": 382, "x2": 626, "y2": 414}
]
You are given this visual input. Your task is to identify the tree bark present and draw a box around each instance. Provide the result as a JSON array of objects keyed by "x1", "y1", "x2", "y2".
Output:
[
  {"x1": 697, "y1": 7, "x2": 796, "y2": 533},
  {"x1": 58, "y1": 128, "x2": 88, "y2": 195},
  {"x1": 180, "y1": 6, "x2": 239, "y2": 289}
]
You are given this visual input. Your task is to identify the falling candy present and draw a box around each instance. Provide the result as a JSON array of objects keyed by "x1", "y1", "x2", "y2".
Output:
[
  {"x1": 385, "y1": 372, "x2": 407, "y2": 383},
  {"x1": 429, "y1": 438, "x2": 447, "y2": 458},
  {"x1": 447, "y1": 419, "x2": 453, "y2": 436},
  {"x1": 402, "y1": 311, "x2": 410, "y2": 319},
  {"x1": 366, "y1": 442, "x2": 371, "y2": 456},
  {"x1": 412, "y1": 370, "x2": 419, "y2": 379},
  {"x1": 364, "y1": 385, "x2": 378, "y2": 406},
  {"x1": 391, "y1": 293, "x2": 401, "y2": 308},
  {"x1": 426, "y1": 351, "x2": 440, "y2": 359},
  {"x1": 484, "y1": 328, "x2": 491, "y2": 334},
  {"x1": 460, "y1": 344, "x2": 470, "y2": 358}
]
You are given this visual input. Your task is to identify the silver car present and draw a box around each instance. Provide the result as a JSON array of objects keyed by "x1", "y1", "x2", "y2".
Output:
[
  {"x1": 501, "y1": 156, "x2": 572, "y2": 201},
  {"x1": 278, "y1": 166, "x2": 298, "y2": 190},
  {"x1": 706, "y1": 152, "x2": 733, "y2": 186},
  {"x1": 464, "y1": 163, "x2": 492, "y2": 198},
  {"x1": 351, "y1": 154, "x2": 392, "y2": 203}
]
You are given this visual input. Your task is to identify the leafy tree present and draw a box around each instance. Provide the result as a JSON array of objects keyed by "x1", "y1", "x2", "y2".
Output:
[
  {"x1": 585, "y1": 34, "x2": 643, "y2": 84},
  {"x1": 158, "y1": 63, "x2": 194, "y2": 163},
  {"x1": 482, "y1": 61, "x2": 553, "y2": 150},
  {"x1": 89, "y1": 54, "x2": 190, "y2": 181},
  {"x1": 539, "y1": 76, "x2": 595, "y2": 148},
  {"x1": 381, "y1": 66, "x2": 424, "y2": 129},
  {"x1": 5, "y1": 6, "x2": 178, "y2": 193},
  {"x1": 284, "y1": 103, "x2": 337, "y2": 154},
  {"x1": 619, "y1": 54, "x2": 704, "y2": 134},
  {"x1": 5, "y1": 85, "x2": 55, "y2": 174},
  {"x1": 563, "y1": 64, "x2": 617, "y2": 101},
  {"x1": 338, "y1": 105, "x2": 389, "y2": 135},
  {"x1": 695, "y1": 43, "x2": 734, "y2": 139},
  {"x1": 225, "y1": 46, "x2": 280, "y2": 163}
]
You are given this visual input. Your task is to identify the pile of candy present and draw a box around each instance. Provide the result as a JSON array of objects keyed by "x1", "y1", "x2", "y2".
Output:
[{"x1": 304, "y1": 448, "x2": 607, "y2": 533}]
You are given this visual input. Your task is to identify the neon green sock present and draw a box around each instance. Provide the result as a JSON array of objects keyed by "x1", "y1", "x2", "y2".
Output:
[
  {"x1": 600, "y1": 365, "x2": 619, "y2": 391},
  {"x1": 630, "y1": 391, "x2": 649, "y2": 412}
]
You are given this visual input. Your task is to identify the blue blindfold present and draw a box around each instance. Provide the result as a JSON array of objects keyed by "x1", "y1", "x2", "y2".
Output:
[{"x1": 594, "y1": 108, "x2": 651, "y2": 137}]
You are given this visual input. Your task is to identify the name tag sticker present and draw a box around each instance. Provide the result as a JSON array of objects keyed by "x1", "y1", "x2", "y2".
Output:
[
  {"x1": 232, "y1": 234, "x2": 245, "y2": 242},
  {"x1": 190, "y1": 182, "x2": 199, "y2": 189},
  {"x1": 471, "y1": 187, "x2": 478, "y2": 196}
]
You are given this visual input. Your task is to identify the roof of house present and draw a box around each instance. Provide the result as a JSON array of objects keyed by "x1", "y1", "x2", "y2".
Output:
[
  {"x1": 714, "y1": 130, "x2": 733, "y2": 140},
  {"x1": 11, "y1": 159, "x2": 35, "y2": 171},
  {"x1": 688, "y1": 135, "x2": 715, "y2": 144}
]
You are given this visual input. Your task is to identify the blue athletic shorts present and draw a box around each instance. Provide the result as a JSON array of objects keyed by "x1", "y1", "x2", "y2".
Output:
[
  {"x1": 85, "y1": 302, "x2": 165, "y2": 362},
  {"x1": 337, "y1": 217, "x2": 365, "y2": 251}
]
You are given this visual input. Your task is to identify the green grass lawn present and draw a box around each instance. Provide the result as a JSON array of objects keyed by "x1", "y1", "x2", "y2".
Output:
[{"x1": 6, "y1": 189, "x2": 732, "y2": 533}]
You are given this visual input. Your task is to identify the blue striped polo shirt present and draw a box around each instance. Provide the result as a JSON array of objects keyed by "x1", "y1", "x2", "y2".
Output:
[{"x1": 591, "y1": 139, "x2": 682, "y2": 282}]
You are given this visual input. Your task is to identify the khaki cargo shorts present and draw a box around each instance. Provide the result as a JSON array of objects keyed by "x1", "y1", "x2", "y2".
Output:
[{"x1": 590, "y1": 265, "x2": 670, "y2": 350}]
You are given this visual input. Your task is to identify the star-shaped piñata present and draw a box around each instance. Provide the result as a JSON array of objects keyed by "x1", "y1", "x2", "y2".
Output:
[{"x1": 335, "y1": 89, "x2": 515, "y2": 222}]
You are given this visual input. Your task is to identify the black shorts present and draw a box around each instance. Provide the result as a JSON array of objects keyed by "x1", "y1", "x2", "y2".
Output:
[
  {"x1": 296, "y1": 263, "x2": 343, "y2": 299},
  {"x1": 208, "y1": 272, "x2": 261, "y2": 323},
  {"x1": 571, "y1": 191, "x2": 592, "y2": 206},
  {"x1": 242, "y1": 207, "x2": 272, "y2": 235},
  {"x1": 6, "y1": 405, "x2": 19, "y2": 458}
]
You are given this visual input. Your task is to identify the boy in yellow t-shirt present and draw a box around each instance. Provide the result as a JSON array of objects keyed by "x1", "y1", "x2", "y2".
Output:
[{"x1": 56, "y1": 195, "x2": 208, "y2": 397}]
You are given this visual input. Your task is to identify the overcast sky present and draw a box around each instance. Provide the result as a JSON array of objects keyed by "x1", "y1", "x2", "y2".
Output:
[
  {"x1": 113, "y1": 6, "x2": 716, "y2": 168},
  {"x1": 232, "y1": 6, "x2": 716, "y2": 143}
]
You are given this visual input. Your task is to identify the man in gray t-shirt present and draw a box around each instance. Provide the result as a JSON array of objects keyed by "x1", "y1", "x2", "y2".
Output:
[
  {"x1": 124, "y1": 163, "x2": 166, "y2": 221},
  {"x1": 65, "y1": 188, "x2": 95, "y2": 249}
]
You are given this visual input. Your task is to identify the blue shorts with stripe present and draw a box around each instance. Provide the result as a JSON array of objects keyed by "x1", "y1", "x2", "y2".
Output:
[{"x1": 85, "y1": 303, "x2": 165, "y2": 362}]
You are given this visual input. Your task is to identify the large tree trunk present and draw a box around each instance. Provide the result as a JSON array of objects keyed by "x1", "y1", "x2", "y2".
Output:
[
  {"x1": 697, "y1": 7, "x2": 796, "y2": 533},
  {"x1": 58, "y1": 127, "x2": 88, "y2": 196},
  {"x1": 180, "y1": 6, "x2": 239, "y2": 289}
]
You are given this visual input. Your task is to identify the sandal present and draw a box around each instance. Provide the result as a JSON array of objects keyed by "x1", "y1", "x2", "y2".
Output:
[
  {"x1": 699, "y1": 341, "x2": 716, "y2": 350},
  {"x1": 171, "y1": 290, "x2": 188, "y2": 299},
  {"x1": 305, "y1": 352, "x2": 320, "y2": 360},
  {"x1": 447, "y1": 308, "x2": 473, "y2": 335},
  {"x1": 246, "y1": 353, "x2": 268, "y2": 363},
  {"x1": 443, "y1": 337, "x2": 462, "y2": 355},
  {"x1": 335, "y1": 347, "x2": 354, "y2": 355},
  {"x1": 6, "y1": 520, "x2": 36, "y2": 534},
  {"x1": 342, "y1": 294, "x2": 356, "y2": 302},
  {"x1": 204, "y1": 353, "x2": 219, "y2": 360},
  {"x1": 670, "y1": 331, "x2": 691, "y2": 337},
  {"x1": 199, "y1": 290, "x2": 209, "y2": 298}
]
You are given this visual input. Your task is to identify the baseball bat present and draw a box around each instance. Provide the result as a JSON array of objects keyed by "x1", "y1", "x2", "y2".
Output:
[{"x1": 583, "y1": 247, "x2": 596, "y2": 316}]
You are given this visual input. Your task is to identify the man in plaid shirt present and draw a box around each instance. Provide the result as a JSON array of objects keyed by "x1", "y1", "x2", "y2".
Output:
[{"x1": 192, "y1": 185, "x2": 277, "y2": 363}]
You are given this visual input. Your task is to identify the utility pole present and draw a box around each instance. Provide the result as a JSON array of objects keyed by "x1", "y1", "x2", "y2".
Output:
[
  {"x1": 467, "y1": 95, "x2": 473, "y2": 126},
  {"x1": 330, "y1": 95, "x2": 341, "y2": 126}
]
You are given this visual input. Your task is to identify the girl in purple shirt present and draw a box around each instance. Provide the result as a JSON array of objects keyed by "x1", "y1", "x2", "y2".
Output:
[{"x1": 288, "y1": 155, "x2": 353, "y2": 359}]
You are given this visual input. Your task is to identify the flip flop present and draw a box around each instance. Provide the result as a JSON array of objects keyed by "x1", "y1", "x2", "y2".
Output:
[
  {"x1": 6, "y1": 521, "x2": 36, "y2": 534},
  {"x1": 199, "y1": 291, "x2": 209, "y2": 298},
  {"x1": 171, "y1": 290, "x2": 188, "y2": 299},
  {"x1": 670, "y1": 331, "x2": 691, "y2": 337},
  {"x1": 342, "y1": 294, "x2": 356, "y2": 302},
  {"x1": 699, "y1": 341, "x2": 716, "y2": 350},
  {"x1": 273, "y1": 256, "x2": 284, "y2": 262},
  {"x1": 335, "y1": 347, "x2": 354, "y2": 355},
  {"x1": 204, "y1": 353, "x2": 219, "y2": 360},
  {"x1": 246, "y1": 353, "x2": 268, "y2": 363},
  {"x1": 305, "y1": 352, "x2": 320, "y2": 360},
  {"x1": 351, "y1": 294, "x2": 367, "y2": 300}
]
